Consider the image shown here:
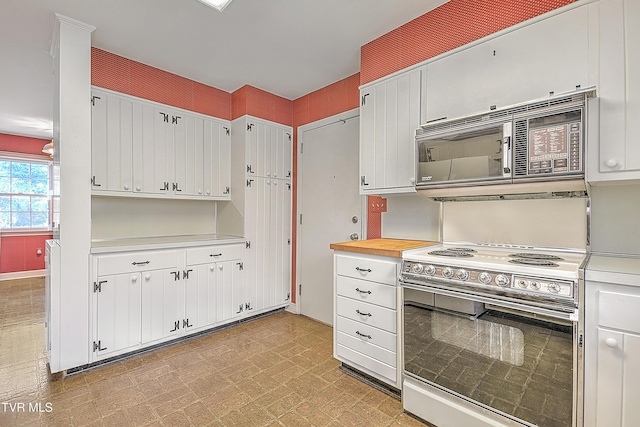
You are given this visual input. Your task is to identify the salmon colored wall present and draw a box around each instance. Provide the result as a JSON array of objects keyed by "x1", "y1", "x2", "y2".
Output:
[
  {"x1": 91, "y1": 48, "x2": 232, "y2": 120},
  {"x1": 360, "y1": 0, "x2": 576, "y2": 85},
  {"x1": 0, "y1": 133, "x2": 53, "y2": 274},
  {"x1": 231, "y1": 85, "x2": 293, "y2": 126}
]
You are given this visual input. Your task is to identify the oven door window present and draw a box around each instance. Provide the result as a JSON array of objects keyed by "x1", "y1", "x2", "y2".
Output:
[
  {"x1": 417, "y1": 125, "x2": 505, "y2": 184},
  {"x1": 404, "y1": 302, "x2": 573, "y2": 426}
]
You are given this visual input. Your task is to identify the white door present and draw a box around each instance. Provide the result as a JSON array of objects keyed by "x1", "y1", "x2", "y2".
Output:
[{"x1": 298, "y1": 112, "x2": 362, "y2": 325}]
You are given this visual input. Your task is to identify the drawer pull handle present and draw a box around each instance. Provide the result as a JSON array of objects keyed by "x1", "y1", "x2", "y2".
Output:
[
  {"x1": 356, "y1": 309, "x2": 372, "y2": 317},
  {"x1": 356, "y1": 331, "x2": 372, "y2": 339},
  {"x1": 355, "y1": 288, "x2": 371, "y2": 295},
  {"x1": 210, "y1": 253, "x2": 223, "y2": 257},
  {"x1": 355, "y1": 267, "x2": 372, "y2": 273},
  {"x1": 132, "y1": 261, "x2": 150, "y2": 266}
]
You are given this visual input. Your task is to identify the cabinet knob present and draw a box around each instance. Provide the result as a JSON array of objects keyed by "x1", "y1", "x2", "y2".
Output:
[
  {"x1": 219, "y1": 265, "x2": 223, "y2": 270},
  {"x1": 131, "y1": 275, "x2": 138, "y2": 282},
  {"x1": 410, "y1": 178, "x2": 415, "y2": 184},
  {"x1": 198, "y1": 189, "x2": 202, "y2": 195},
  {"x1": 136, "y1": 186, "x2": 141, "y2": 192},
  {"x1": 145, "y1": 274, "x2": 151, "y2": 281},
  {"x1": 273, "y1": 181, "x2": 278, "y2": 186},
  {"x1": 209, "y1": 266, "x2": 214, "y2": 272},
  {"x1": 206, "y1": 190, "x2": 211, "y2": 195},
  {"x1": 124, "y1": 185, "x2": 130, "y2": 190},
  {"x1": 605, "y1": 338, "x2": 618, "y2": 348},
  {"x1": 606, "y1": 159, "x2": 618, "y2": 168}
]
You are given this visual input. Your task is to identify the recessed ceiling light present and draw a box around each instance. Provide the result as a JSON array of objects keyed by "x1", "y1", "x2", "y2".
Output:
[{"x1": 197, "y1": 0, "x2": 233, "y2": 12}]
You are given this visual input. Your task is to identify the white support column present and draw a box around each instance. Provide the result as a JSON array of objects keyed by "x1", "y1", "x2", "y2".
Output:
[{"x1": 50, "y1": 13, "x2": 95, "y2": 372}]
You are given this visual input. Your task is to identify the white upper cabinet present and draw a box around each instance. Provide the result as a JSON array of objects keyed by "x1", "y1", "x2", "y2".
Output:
[
  {"x1": 91, "y1": 89, "x2": 133, "y2": 192},
  {"x1": 246, "y1": 119, "x2": 292, "y2": 179},
  {"x1": 92, "y1": 87, "x2": 231, "y2": 199},
  {"x1": 587, "y1": 0, "x2": 640, "y2": 183},
  {"x1": 424, "y1": 5, "x2": 590, "y2": 122},
  {"x1": 359, "y1": 67, "x2": 423, "y2": 195}
]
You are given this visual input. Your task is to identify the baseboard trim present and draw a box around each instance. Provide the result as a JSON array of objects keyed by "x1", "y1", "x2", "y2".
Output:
[{"x1": 0, "y1": 270, "x2": 45, "y2": 281}]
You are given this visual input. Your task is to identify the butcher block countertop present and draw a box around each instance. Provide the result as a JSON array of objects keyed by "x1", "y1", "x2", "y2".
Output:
[{"x1": 330, "y1": 238, "x2": 438, "y2": 258}]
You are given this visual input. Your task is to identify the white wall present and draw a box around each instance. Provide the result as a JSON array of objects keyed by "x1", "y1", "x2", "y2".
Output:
[
  {"x1": 381, "y1": 194, "x2": 440, "y2": 241},
  {"x1": 590, "y1": 184, "x2": 640, "y2": 256},
  {"x1": 91, "y1": 197, "x2": 217, "y2": 240}
]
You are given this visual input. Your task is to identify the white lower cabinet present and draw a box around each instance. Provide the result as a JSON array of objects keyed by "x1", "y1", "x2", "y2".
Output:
[
  {"x1": 91, "y1": 242, "x2": 245, "y2": 362},
  {"x1": 333, "y1": 252, "x2": 401, "y2": 389},
  {"x1": 585, "y1": 258, "x2": 640, "y2": 427}
]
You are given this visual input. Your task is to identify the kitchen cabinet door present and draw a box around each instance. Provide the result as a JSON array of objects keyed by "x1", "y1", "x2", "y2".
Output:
[
  {"x1": 270, "y1": 179, "x2": 292, "y2": 306},
  {"x1": 91, "y1": 89, "x2": 133, "y2": 192},
  {"x1": 216, "y1": 260, "x2": 245, "y2": 322},
  {"x1": 587, "y1": 0, "x2": 640, "y2": 183},
  {"x1": 132, "y1": 102, "x2": 159, "y2": 194},
  {"x1": 359, "y1": 67, "x2": 422, "y2": 195},
  {"x1": 141, "y1": 268, "x2": 184, "y2": 343},
  {"x1": 93, "y1": 273, "x2": 141, "y2": 360},
  {"x1": 246, "y1": 118, "x2": 293, "y2": 179},
  {"x1": 184, "y1": 264, "x2": 218, "y2": 330},
  {"x1": 244, "y1": 177, "x2": 270, "y2": 312},
  {"x1": 174, "y1": 114, "x2": 203, "y2": 197},
  {"x1": 204, "y1": 119, "x2": 231, "y2": 198},
  {"x1": 425, "y1": 5, "x2": 589, "y2": 122}
]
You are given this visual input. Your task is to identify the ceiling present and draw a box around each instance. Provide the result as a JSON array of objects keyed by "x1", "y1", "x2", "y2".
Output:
[{"x1": 0, "y1": 0, "x2": 448, "y2": 140}]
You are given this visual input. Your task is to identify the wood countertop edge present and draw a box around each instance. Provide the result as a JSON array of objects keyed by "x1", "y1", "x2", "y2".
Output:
[{"x1": 330, "y1": 239, "x2": 439, "y2": 258}]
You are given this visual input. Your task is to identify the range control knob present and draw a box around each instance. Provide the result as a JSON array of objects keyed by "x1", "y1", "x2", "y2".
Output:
[
  {"x1": 455, "y1": 269, "x2": 469, "y2": 281},
  {"x1": 478, "y1": 272, "x2": 492, "y2": 284},
  {"x1": 548, "y1": 283, "x2": 561, "y2": 294},
  {"x1": 442, "y1": 267, "x2": 454, "y2": 278},
  {"x1": 425, "y1": 265, "x2": 436, "y2": 276},
  {"x1": 411, "y1": 263, "x2": 424, "y2": 274},
  {"x1": 517, "y1": 279, "x2": 530, "y2": 288},
  {"x1": 530, "y1": 281, "x2": 541, "y2": 290},
  {"x1": 495, "y1": 274, "x2": 510, "y2": 287}
]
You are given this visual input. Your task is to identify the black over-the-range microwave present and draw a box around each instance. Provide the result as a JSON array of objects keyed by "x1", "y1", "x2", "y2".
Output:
[{"x1": 415, "y1": 88, "x2": 595, "y2": 191}]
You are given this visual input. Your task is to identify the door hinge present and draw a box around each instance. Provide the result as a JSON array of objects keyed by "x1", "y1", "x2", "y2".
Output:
[
  {"x1": 579, "y1": 334, "x2": 583, "y2": 347},
  {"x1": 286, "y1": 183, "x2": 291, "y2": 191},
  {"x1": 169, "y1": 320, "x2": 180, "y2": 332},
  {"x1": 159, "y1": 112, "x2": 169, "y2": 123},
  {"x1": 183, "y1": 318, "x2": 192, "y2": 328},
  {"x1": 91, "y1": 175, "x2": 101, "y2": 187},
  {"x1": 286, "y1": 293, "x2": 290, "y2": 301},
  {"x1": 91, "y1": 95, "x2": 101, "y2": 106},
  {"x1": 247, "y1": 123, "x2": 255, "y2": 131},
  {"x1": 245, "y1": 302, "x2": 253, "y2": 311},
  {"x1": 223, "y1": 186, "x2": 230, "y2": 194},
  {"x1": 93, "y1": 340, "x2": 107, "y2": 352},
  {"x1": 361, "y1": 93, "x2": 370, "y2": 106},
  {"x1": 299, "y1": 214, "x2": 302, "y2": 225},
  {"x1": 246, "y1": 241, "x2": 251, "y2": 249},
  {"x1": 182, "y1": 269, "x2": 193, "y2": 280},
  {"x1": 287, "y1": 238, "x2": 291, "y2": 245},
  {"x1": 172, "y1": 115, "x2": 181, "y2": 125},
  {"x1": 247, "y1": 165, "x2": 254, "y2": 174},
  {"x1": 299, "y1": 284, "x2": 302, "y2": 295},
  {"x1": 247, "y1": 179, "x2": 254, "y2": 188},
  {"x1": 300, "y1": 143, "x2": 303, "y2": 154},
  {"x1": 171, "y1": 271, "x2": 181, "y2": 281},
  {"x1": 94, "y1": 280, "x2": 106, "y2": 293},
  {"x1": 224, "y1": 126, "x2": 230, "y2": 136},
  {"x1": 236, "y1": 262, "x2": 244, "y2": 271},
  {"x1": 286, "y1": 132, "x2": 291, "y2": 141}
]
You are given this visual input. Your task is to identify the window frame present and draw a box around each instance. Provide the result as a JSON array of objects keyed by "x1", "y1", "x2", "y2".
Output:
[{"x1": 0, "y1": 151, "x2": 53, "y2": 233}]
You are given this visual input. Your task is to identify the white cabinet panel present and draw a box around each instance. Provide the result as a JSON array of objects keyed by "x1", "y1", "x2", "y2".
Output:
[
  {"x1": 425, "y1": 6, "x2": 589, "y2": 122},
  {"x1": 91, "y1": 89, "x2": 133, "y2": 192},
  {"x1": 359, "y1": 68, "x2": 422, "y2": 194},
  {"x1": 587, "y1": 0, "x2": 640, "y2": 182},
  {"x1": 585, "y1": 279, "x2": 640, "y2": 427},
  {"x1": 141, "y1": 268, "x2": 184, "y2": 343},
  {"x1": 336, "y1": 254, "x2": 397, "y2": 286},
  {"x1": 93, "y1": 273, "x2": 141, "y2": 359},
  {"x1": 204, "y1": 119, "x2": 231, "y2": 198}
]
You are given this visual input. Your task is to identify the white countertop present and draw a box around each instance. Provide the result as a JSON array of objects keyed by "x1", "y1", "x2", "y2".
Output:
[
  {"x1": 90, "y1": 233, "x2": 245, "y2": 253},
  {"x1": 586, "y1": 254, "x2": 640, "y2": 287}
]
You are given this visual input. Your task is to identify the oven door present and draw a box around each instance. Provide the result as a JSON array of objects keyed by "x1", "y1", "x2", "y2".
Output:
[
  {"x1": 402, "y1": 282, "x2": 579, "y2": 427},
  {"x1": 416, "y1": 121, "x2": 512, "y2": 187}
]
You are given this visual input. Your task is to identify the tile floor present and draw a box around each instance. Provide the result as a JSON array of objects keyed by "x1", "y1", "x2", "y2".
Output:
[{"x1": 0, "y1": 277, "x2": 428, "y2": 426}]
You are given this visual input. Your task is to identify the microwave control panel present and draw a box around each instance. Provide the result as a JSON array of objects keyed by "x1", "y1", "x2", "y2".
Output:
[{"x1": 527, "y1": 121, "x2": 582, "y2": 175}]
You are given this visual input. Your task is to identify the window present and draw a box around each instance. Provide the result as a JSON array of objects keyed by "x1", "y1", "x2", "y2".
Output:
[{"x1": 0, "y1": 158, "x2": 51, "y2": 230}]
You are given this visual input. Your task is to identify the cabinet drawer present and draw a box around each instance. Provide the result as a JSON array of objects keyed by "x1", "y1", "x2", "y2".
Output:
[
  {"x1": 336, "y1": 276, "x2": 396, "y2": 310},
  {"x1": 336, "y1": 254, "x2": 397, "y2": 285},
  {"x1": 598, "y1": 290, "x2": 640, "y2": 333},
  {"x1": 336, "y1": 316, "x2": 396, "y2": 353},
  {"x1": 336, "y1": 296, "x2": 396, "y2": 334},
  {"x1": 97, "y1": 250, "x2": 179, "y2": 276},
  {"x1": 336, "y1": 344, "x2": 396, "y2": 384},
  {"x1": 336, "y1": 331, "x2": 396, "y2": 367},
  {"x1": 186, "y1": 244, "x2": 244, "y2": 265}
]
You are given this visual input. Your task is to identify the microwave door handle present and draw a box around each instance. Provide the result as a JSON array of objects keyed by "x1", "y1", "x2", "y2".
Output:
[{"x1": 503, "y1": 123, "x2": 513, "y2": 177}]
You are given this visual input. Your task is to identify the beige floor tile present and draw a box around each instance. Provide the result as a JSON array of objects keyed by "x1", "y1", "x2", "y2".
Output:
[{"x1": 0, "y1": 277, "x2": 428, "y2": 426}]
